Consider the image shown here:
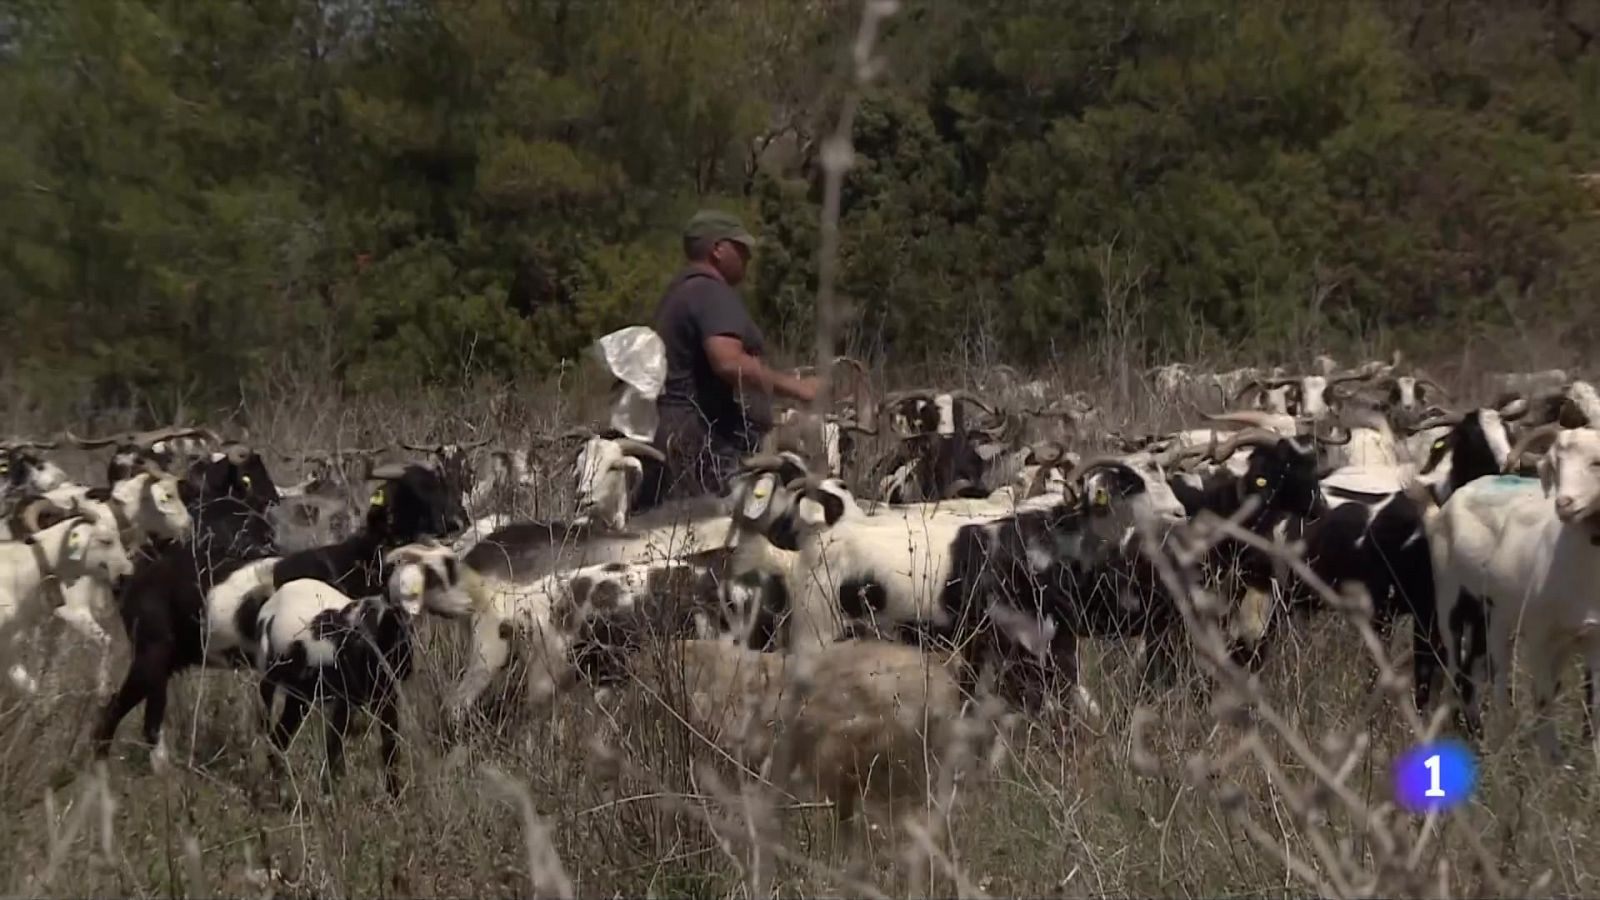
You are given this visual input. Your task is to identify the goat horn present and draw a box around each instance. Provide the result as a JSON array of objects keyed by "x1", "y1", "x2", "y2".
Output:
[
  {"x1": 1065, "y1": 455, "x2": 1134, "y2": 482},
  {"x1": 1, "y1": 437, "x2": 58, "y2": 451},
  {"x1": 18, "y1": 497, "x2": 67, "y2": 535},
  {"x1": 946, "y1": 390, "x2": 996, "y2": 415},
  {"x1": 1208, "y1": 428, "x2": 1285, "y2": 462},
  {"x1": 1316, "y1": 423, "x2": 1353, "y2": 446},
  {"x1": 1027, "y1": 441, "x2": 1066, "y2": 464},
  {"x1": 1156, "y1": 441, "x2": 1212, "y2": 469},
  {"x1": 1207, "y1": 411, "x2": 1288, "y2": 432},
  {"x1": 371, "y1": 463, "x2": 410, "y2": 480},
  {"x1": 64, "y1": 429, "x2": 132, "y2": 449},
  {"x1": 1504, "y1": 423, "x2": 1564, "y2": 472},
  {"x1": 614, "y1": 438, "x2": 666, "y2": 463},
  {"x1": 740, "y1": 454, "x2": 791, "y2": 473},
  {"x1": 1232, "y1": 381, "x2": 1266, "y2": 403},
  {"x1": 1415, "y1": 377, "x2": 1450, "y2": 399},
  {"x1": 399, "y1": 440, "x2": 443, "y2": 453},
  {"x1": 133, "y1": 426, "x2": 220, "y2": 448},
  {"x1": 1412, "y1": 410, "x2": 1463, "y2": 432}
]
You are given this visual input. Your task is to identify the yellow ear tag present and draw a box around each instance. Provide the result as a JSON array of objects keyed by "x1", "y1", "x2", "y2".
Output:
[
  {"x1": 66, "y1": 528, "x2": 87, "y2": 562},
  {"x1": 370, "y1": 489, "x2": 386, "y2": 508},
  {"x1": 1093, "y1": 488, "x2": 1109, "y2": 507},
  {"x1": 752, "y1": 481, "x2": 771, "y2": 499},
  {"x1": 1254, "y1": 477, "x2": 1268, "y2": 488},
  {"x1": 240, "y1": 475, "x2": 252, "y2": 488},
  {"x1": 1433, "y1": 440, "x2": 1446, "y2": 449}
]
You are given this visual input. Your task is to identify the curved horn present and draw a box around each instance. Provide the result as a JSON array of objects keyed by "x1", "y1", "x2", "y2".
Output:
[
  {"x1": 64, "y1": 429, "x2": 133, "y2": 449},
  {"x1": 399, "y1": 440, "x2": 444, "y2": 454},
  {"x1": 1208, "y1": 428, "x2": 1285, "y2": 463},
  {"x1": 945, "y1": 390, "x2": 996, "y2": 415},
  {"x1": 1414, "y1": 377, "x2": 1450, "y2": 401},
  {"x1": 1207, "y1": 411, "x2": 1291, "y2": 433},
  {"x1": 740, "y1": 453, "x2": 791, "y2": 473},
  {"x1": 1065, "y1": 455, "x2": 1136, "y2": 483},
  {"x1": 1412, "y1": 409, "x2": 1464, "y2": 432},
  {"x1": 371, "y1": 462, "x2": 410, "y2": 480},
  {"x1": 132, "y1": 426, "x2": 220, "y2": 449},
  {"x1": 1329, "y1": 360, "x2": 1386, "y2": 385},
  {"x1": 1026, "y1": 441, "x2": 1066, "y2": 465},
  {"x1": 1504, "y1": 423, "x2": 1564, "y2": 472},
  {"x1": 614, "y1": 438, "x2": 666, "y2": 463},
  {"x1": 1309, "y1": 420, "x2": 1352, "y2": 446},
  {"x1": 1233, "y1": 381, "x2": 1266, "y2": 404},
  {"x1": 18, "y1": 497, "x2": 67, "y2": 535},
  {"x1": 1155, "y1": 440, "x2": 1213, "y2": 469},
  {"x1": 1, "y1": 438, "x2": 58, "y2": 451}
]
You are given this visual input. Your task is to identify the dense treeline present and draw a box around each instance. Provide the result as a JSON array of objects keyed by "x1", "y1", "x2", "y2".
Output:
[{"x1": 3, "y1": 0, "x2": 1598, "y2": 417}]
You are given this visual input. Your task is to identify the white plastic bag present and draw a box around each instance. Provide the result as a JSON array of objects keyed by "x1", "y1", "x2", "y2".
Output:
[{"x1": 589, "y1": 325, "x2": 666, "y2": 442}]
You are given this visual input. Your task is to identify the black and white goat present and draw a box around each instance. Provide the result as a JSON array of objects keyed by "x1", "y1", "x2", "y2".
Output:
[
  {"x1": 869, "y1": 388, "x2": 1010, "y2": 503},
  {"x1": 0, "y1": 439, "x2": 69, "y2": 511},
  {"x1": 770, "y1": 452, "x2": 1189, "y2": 714},
  {"x1": 1184, "y1": 410, "x2": 1516, "y2": 711},
  {"x1": 252, "y1": 567, "x2": 425, "y2": 795},
  {"x1": 383, "y1": 541, "x2": 727, "y2": 720}
]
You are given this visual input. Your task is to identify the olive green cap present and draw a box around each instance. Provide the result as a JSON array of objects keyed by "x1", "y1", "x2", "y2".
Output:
[{"x1": 684, "y1": 209, "x2": 757, "y2": 249}]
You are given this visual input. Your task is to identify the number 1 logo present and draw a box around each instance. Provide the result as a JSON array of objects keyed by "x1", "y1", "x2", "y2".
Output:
[
  {"x1": 1395, "y1": 742, "x2": 1475, "y2": 813},
  {"x1": 1424, "y1": 753, "x2": 1445, "y2": 798}
]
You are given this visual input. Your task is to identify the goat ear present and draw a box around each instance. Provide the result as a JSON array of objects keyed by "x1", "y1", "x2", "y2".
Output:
[{"x1": 1538, "y1": 453, "x2": 1555, "y2": 497}]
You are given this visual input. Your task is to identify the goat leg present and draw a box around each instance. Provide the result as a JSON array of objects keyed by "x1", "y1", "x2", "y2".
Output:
[
  {"x1": 375, "y1": 691, "x2": 405, "y2": 797},
  {"x1": 321, "y1": 697, "x2": 352, "y2": 795}
]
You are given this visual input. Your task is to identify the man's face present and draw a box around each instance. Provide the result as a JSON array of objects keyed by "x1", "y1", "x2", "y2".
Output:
[{"x1": 712, "y1": 239, "x2": 750, "y2": 285}]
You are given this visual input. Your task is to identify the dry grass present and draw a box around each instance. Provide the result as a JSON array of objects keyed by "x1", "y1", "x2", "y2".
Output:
[{"x1": 2, "y1": 346, "x2": 1598, "y2": 898}]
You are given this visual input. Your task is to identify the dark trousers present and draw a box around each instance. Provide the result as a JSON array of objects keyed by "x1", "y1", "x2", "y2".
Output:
[{"x1": 653, "y1": 406, "x2": 759, "y2": 500}]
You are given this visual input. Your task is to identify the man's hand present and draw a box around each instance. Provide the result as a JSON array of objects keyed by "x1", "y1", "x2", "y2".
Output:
[{"x1": 788, "y1": 375, "x2": 819, "y2": 404}]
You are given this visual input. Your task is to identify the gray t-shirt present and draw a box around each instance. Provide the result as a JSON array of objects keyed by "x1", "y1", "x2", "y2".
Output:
[{"x1": 654, "y1": 267, "x2": 773, "y2": 444}]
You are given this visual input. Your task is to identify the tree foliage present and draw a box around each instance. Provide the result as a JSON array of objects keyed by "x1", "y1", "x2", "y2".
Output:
[{"x1": 2, "y1": 0, "x2": 1596, "y2": 416}]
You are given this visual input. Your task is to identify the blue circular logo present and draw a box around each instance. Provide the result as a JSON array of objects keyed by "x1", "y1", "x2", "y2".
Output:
[{"x1": 1393, "y1": 740, "x2": 1477, "y2": 813}]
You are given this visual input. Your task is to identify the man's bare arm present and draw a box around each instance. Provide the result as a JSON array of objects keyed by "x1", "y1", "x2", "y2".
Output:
[{"x1": 703, "y1": 335, "x2": 817, "y2": 403}]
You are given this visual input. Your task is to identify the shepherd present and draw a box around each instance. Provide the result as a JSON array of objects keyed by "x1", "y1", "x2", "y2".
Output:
[{"x1": 651, "y1": 210, "x2": 818, "y2": 499}]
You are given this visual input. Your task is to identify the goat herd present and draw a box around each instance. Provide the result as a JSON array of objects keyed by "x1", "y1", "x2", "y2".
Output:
[{"x1": 1, "y1": 354, "x2": 1598, "y2": 835}]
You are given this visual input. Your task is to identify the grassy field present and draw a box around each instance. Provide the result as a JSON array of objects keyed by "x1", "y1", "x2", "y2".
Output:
[{"x1": 2, "y1": 356, "x2": 1597, "y2": 898}]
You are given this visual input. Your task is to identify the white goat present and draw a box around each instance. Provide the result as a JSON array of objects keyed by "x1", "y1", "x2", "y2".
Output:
[
  {"x1": 29, "y1": 472, "x2": 192, "y2": 693},
  {"x1": 1429, "y1": 425, "x2": 1600, "y2": 761},
  {"x1": 573, "y1": 434, "x2": 667, "y2": 531},
  {"x1": 1, "y1": 510, "x2": 134, "y2": 694}
]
